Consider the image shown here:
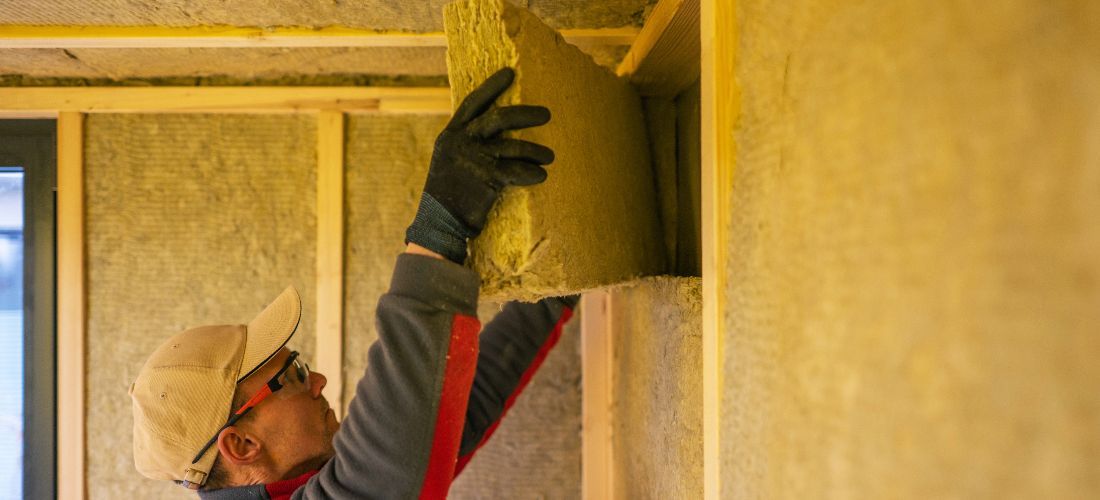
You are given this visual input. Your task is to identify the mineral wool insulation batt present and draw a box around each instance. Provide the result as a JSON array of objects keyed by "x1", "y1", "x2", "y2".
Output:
[{"x1": 445, "y1": 0, "x2": 666, "y2": 301}]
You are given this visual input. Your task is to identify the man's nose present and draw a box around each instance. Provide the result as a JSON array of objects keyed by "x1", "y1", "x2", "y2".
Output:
[{"x1": 309, "y1": 371, "x2": 327, "y2": 398}]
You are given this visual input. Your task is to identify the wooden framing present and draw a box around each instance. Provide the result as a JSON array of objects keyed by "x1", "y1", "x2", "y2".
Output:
[
  {"x1": 581, "y1": 291, "x2": 614, "y2": 500},
  {"x1": 56, "y1": 111, "x2": 85, "y2": 500},
  {"x1": 0, "y1": 25, "x2": 638, "y2": 48},
  {"x1": 315, "y1": 110, "x2": 346, "y2": 420},
  {"x1": 700, "y1": 0, "x2": 733, "y2": 498},
  {"x1": 0, "y1": 87, "x2": 451, "y2": 115},
  {"x1": 616, "y1": 0, "x2": 701, "y2": 96}
]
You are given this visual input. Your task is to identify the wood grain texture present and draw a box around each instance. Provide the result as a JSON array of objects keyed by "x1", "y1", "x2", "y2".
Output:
[{"x1": 56, "y1": 110, "x2": 86, "y2": 500}]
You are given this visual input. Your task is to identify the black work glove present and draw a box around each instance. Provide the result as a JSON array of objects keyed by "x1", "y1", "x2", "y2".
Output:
[{"x1": 406, "y1": 67, "x2": 555, "y2": 264}]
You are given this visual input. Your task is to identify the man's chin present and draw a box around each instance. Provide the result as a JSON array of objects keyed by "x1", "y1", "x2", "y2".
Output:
[{"x1": 326, "y1": 408, "x2": 341, "y2": 431}]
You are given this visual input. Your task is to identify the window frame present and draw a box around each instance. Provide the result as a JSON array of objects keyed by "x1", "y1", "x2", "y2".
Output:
[{"x1": 0, "y1": 119, "x2": 58, "y2": 500}]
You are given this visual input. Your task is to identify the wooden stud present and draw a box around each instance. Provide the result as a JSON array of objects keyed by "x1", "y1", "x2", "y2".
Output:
[
  {"x1": 0, "y1": 25, "x2": 638, "y2": 49},
  {"x1": 581, "y1": 291, "x2": 614, "y2": 500},
  {"x1": 315, "y1": 110, "x2": 346, "y2": 419},
  {"x1": 616, "y1": 0, "x2": 701, "y2": 97},
  {"x1": 701, "y1": 0, "x2": 735, "y2": 498},
  {"x1": 0, "y1": 87, "x2": 451, "y2": 114},
  {"x1": 56, "y1": 111, "x2": 85, "y2": 500}
]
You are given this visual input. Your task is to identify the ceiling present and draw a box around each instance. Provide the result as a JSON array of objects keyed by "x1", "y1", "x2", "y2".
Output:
[{"x1": 0, "y1": 0, "x2": 656, "y2": 84}]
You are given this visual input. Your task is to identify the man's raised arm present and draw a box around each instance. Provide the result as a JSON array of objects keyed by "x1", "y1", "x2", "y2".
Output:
[{"x1": 295, "y1": 67, "x2": 555, "y2": 500}]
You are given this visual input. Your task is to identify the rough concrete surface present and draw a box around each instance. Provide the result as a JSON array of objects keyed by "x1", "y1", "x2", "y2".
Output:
[
  {"x1": 722, "y1": 1, "x2": 1100, "y2": 498},
  {"x1": 343, "y1": 114, "x2": 582, "y2": 499},
  {"x1": 610, "y1": 276, "x2": 702, "y2": 500},
  {"x1": 0, "y1": 0, "x2": 654, "y2": 30},
  {"x1": 85, "y1": 114, "x2": 317, "y2": 499},
  {"x1": 445, "y1": 0, "x2": 665, "y2": 301}
]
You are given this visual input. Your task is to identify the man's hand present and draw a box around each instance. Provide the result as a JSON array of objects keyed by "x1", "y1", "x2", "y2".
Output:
[{"x1": 405, "y1": 67, "x2": 554, "y2": 264}]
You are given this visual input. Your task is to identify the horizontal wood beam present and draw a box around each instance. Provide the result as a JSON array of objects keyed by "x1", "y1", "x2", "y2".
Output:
[
  {"x1": 0, "y1": 25, "x2": 638, "y2": 48},
  {"x1": 616, "y1": 0, "x2": 700, "y2": 96},
  {"x1": 0, "y1": 86, "x2": 451, "y2": 114}
]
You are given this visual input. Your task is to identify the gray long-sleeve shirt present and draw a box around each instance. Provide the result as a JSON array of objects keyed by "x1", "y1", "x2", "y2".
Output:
[{"x1": 199, "y1": 254, "x2": 577, "y2": 500}]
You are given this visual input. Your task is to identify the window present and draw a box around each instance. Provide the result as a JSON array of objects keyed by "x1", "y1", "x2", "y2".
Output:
[{"x1": 0, "y1": 120, "x2": 56, "y2": 500}]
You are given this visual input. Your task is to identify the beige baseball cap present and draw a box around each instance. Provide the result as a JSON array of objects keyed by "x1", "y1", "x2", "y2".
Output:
[{"x1": 130, "y1": 285, "x2": 302, "y2": 489}]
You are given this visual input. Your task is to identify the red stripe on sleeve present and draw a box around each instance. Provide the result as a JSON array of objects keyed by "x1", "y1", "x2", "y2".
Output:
[
  {"x1": 453, "y1": 306, "x2": 573, "y2": 475},
  {"x1": 419, "y1": 313, "x2": 481, "y2": 500}
]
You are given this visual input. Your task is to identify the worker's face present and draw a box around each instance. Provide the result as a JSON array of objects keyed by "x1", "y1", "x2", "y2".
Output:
[{"x1": 236, "y1": 347, "x2": 340, "y2": 477}]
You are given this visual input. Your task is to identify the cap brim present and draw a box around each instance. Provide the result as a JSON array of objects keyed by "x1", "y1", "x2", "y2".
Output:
[{"x1": 238, "y1": 286, "x2": 301, "y2": 382}]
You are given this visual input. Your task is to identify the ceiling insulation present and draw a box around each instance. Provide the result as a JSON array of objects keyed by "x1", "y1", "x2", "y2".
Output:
[
  {"x1": 0, "y1": 1, "x2": 649, "y2": 82},
  {"x1": 0, "y1": 44, "x2": 628, "y2": 82},
  {"x1": 0, "y1": 0, "x2": 653, "y2": 31}
]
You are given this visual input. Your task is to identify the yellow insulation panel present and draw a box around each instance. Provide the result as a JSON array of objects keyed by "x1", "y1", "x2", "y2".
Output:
[{"x1": 444, "y1": 0, "x2": 666, "y2": 301}]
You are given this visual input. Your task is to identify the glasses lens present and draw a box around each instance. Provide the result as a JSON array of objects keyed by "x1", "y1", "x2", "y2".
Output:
[{"x1": 295, "y1": 359, "x2": 310, "y2": 385}]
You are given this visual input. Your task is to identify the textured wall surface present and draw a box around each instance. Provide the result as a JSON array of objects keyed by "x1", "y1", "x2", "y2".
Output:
[
  {"x1": 0, "y1": 47, "x2": 448, "y2": 80},
  {"x1": 86, "y1": 114, "x2": 317, "y2": 499},
  {"x1": 343, "y1": 114, "x2": 582, "y2": 498},
  {"x1": 610, "y1": 277, "x2": 702, "y2": 499},
  {"x1": 342, "y1": 113, "x2": 447, "y2": 407},
  {"x1": 721, "y1": 1, "x2": 1100, "y2": 498},
  {"x1": 674, "y1": 81, "x2": 701, "y2": 276},
  {"x1": 445, "y1": 0, "x2": 665, "y2": 301},
  {"x1": 0, "y1": 0, "x2": 654, "y2": 30},
  {"x1": 642, "y1": 80, "x2": 701, "y2": 277},
  {"x1": 0, "y1": 45, "x2": 628, "y2": 81},
  {"x1": 449, "y1": 302, "x2": 582, "y2": 499}
]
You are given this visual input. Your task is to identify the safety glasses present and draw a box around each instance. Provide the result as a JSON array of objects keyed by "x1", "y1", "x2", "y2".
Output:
[{"x1": 191, "y1": 351, "x2": 310, "y2": 464}]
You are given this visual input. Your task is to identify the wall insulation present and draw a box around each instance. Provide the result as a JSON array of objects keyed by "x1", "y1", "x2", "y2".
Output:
[
  {"x1": 610, "y1": 277, "x2": 702, "y2": 499},
  {"x1": 674, "y1": 81, "x2": 701, "y2": 276},
  {"x1": 343, "y1": 113, "x2": 582, "y2": 498},
  {"x1": 449, "y1": 302, "x2": 582, "y2": 498},
  {"x1": 642, "y1": 79, "x2": 701, "y2": 277},
  {"x1": 86, "y1": 114, "x2": 317, "y2": 499},
  {"x1": 721, "y1": 1, "x2": 1100, "y2": 498},
  {"x1": 445, "y1": 0, "x2": 665, "y2": 301}
]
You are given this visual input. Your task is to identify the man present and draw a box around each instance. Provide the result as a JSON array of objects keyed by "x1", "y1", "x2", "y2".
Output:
[{"x1": 130, "y1": 68, "x2": 579, "y2": 498}]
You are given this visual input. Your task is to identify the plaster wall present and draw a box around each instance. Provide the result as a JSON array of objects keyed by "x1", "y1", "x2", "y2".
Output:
[
  {"x1": 721, "y1": 1, "x2": 1100, "y2": 497},
  {"x1": 86, "y1": 114, "x2": 318, "y2": 499},
  {"x1": 610, "y1": 277, "x2": 702, "y2": 499},
  {"x1": 445, "y1": 0, "x2": 665, "y2": 301}
]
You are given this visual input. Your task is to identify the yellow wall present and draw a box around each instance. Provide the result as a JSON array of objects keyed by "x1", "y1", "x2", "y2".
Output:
[{"x1": 719, "y1": 1, "x2": 1100, "y2": 497}]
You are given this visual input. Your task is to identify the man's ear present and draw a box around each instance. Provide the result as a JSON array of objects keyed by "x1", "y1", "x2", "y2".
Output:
[{"x1": 216, "y1": 425, "x2": 262, "y2": 465}]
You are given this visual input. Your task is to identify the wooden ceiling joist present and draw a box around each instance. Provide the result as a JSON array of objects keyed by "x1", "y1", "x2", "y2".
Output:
[
  {"x1": 616, "y1": 0, "x2": 700, "y2": 96},
  {"x1": 0, "y1": 25, "x2": 638, "y2": 48}
]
